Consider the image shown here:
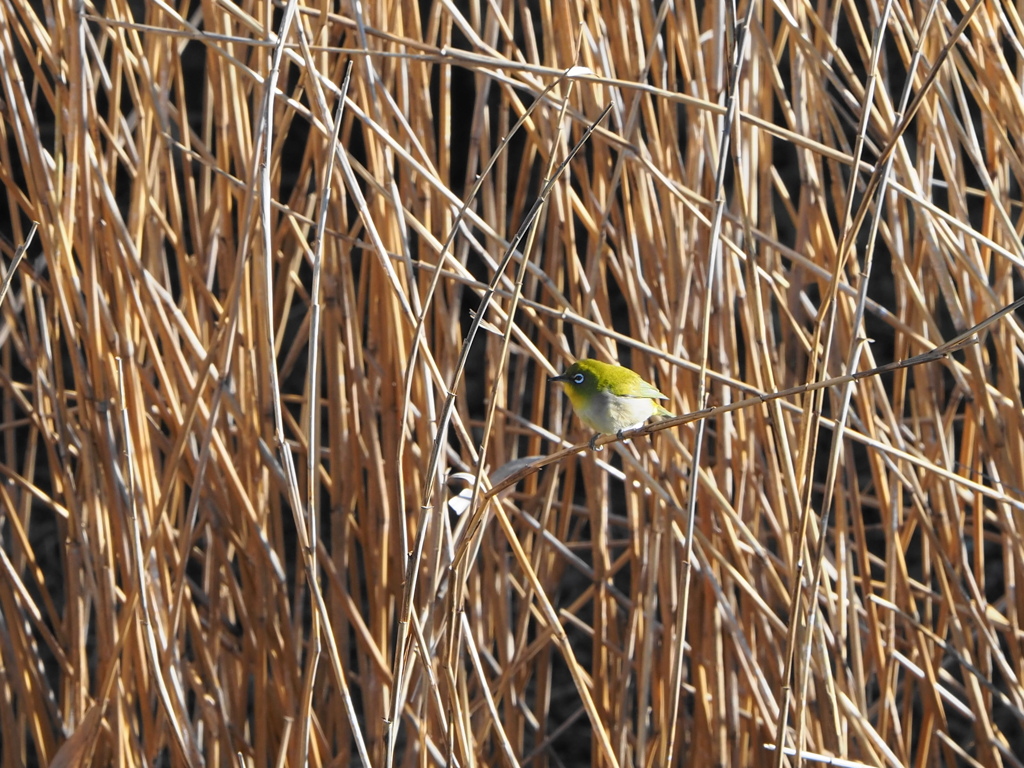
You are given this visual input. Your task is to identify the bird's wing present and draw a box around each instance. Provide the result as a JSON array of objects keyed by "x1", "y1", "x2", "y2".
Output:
[{"x1": 628, "y1": 379, "x2": 668, "y2": 400}]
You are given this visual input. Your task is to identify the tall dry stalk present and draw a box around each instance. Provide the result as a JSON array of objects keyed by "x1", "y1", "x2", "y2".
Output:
[{"x1": 2, "y1": 0, "x2": 1024, "y2": 766}]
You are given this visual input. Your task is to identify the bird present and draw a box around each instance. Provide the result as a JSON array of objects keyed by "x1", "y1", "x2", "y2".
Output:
[{"x1": 549, "y1": 358, "x2": 673, "y2": 450}]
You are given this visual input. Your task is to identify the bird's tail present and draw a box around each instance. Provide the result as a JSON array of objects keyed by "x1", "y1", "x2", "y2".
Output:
[{"x1": 654, "y1": 404, "x2": 674, "y2": 418}]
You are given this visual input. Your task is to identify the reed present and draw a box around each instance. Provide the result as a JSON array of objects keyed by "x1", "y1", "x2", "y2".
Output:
[{"x1": 2, "y1": 0, "x2": 1023, "y2": 766}]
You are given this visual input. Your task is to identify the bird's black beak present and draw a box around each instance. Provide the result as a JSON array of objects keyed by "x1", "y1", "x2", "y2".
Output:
[{"x1": 548, "y1": 373, "x2": 569, "y2": 383}]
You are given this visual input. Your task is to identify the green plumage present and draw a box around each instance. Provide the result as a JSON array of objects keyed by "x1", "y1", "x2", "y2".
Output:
[{"x1": 549, "y1": 359, "x2": 673, "y2": 449}]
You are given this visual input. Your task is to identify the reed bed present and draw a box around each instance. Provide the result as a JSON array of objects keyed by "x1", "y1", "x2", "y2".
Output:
[{"x1": 2, "y1": 0, "x2": 1024, "y2": 766}]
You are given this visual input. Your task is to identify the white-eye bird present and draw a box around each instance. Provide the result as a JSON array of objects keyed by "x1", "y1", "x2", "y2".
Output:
[{"x1": 549, "y1": 358, "x2": 673, "y2": 450}]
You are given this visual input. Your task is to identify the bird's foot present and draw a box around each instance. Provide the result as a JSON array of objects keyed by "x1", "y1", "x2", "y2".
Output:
[{"x1": 589, "y1": 434, "x2": 603, "y2": 451}]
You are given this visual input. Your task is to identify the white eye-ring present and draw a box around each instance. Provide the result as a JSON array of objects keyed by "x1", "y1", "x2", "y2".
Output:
[{"x1": 573, "y1": 373, "x2": 585, "y2": 385}]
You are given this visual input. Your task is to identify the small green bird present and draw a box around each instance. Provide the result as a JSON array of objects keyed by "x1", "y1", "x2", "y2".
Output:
[{"x1": 549, "y1": 358, "x2": 674, "y2": 450}]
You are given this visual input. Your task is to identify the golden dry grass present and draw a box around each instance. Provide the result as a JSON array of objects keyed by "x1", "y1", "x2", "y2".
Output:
[{"x1": 2, "y1": 0, "x2": 1024, "y2": 766}]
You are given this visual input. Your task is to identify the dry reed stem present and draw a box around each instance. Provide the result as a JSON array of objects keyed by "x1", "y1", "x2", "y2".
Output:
[{"x1": 3, "y1": 1, "x2": 1024, "y2": 767}]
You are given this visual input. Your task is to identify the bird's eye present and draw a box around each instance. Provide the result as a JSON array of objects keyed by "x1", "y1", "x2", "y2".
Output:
[{"x1": 572, "y1": 373, "x2": 585, "y2": 385}]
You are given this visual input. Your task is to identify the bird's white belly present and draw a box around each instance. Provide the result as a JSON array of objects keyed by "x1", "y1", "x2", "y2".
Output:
[{"x1": 574, "y1": 390, "x2": 656, "y2": 435}]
